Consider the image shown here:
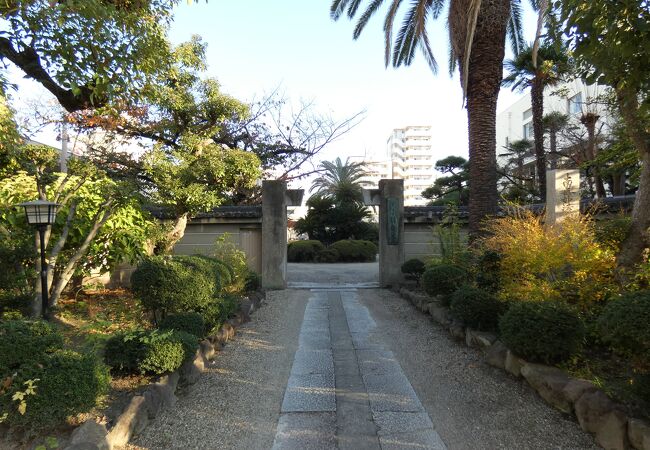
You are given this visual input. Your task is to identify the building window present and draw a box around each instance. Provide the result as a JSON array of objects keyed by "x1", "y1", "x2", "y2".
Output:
[
  {"x1": 568, "y1": 93, "x2": 583, "y2": 114},
  {"x1": 523, "y1": 108, "x2": 532, "y2": 121},
  {"x1": 523, "y1": 122, "x2": 534, "y2": 139}
]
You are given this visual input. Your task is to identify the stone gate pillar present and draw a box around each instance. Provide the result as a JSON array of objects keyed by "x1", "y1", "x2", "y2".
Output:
[
  {"x1": 546, "y1": 169, "x2": 580, "y2": 225},
  {"x1": 262, "y1": 180, "x2": 288, "y2": 290},
  {"x1": 261, "y1": 181, "x2": 303, "y2": 290},
  {"x1": 378, "y1": 179, "x2": 404, "y2": 287}
]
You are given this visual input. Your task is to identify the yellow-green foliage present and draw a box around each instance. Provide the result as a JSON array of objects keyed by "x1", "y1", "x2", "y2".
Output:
[{"x1": 480, "y1": 209, "x2": 618, "y2": 309}]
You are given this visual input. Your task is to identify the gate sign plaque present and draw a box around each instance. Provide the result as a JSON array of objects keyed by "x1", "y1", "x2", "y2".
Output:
[{"x1": 387, "y1": 197, "x2": 399, "y2": 245}]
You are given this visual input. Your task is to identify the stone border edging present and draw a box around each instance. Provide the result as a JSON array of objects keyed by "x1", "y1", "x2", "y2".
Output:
[
  {"x1": 62, "y1": 291, "x2": 266, "y2": 450},
  {"x1": 394, "y1": 286, "x2": 650, "y2": 450}
]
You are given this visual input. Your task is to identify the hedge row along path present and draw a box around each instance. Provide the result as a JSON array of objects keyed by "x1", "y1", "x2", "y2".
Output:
[{"x1": 129, "y1": 288, "x2": 598, "y2": 449}]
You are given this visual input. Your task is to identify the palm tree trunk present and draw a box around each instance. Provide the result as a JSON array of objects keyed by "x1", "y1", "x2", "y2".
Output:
[
  {"x1": 531, "y1": 79, "x2": 546, "y2": 201},
  {"x1": 581, "y1": 113, "x2": 607, "y2": 198},
  {"x1": 549, "y1": 128, "x2": 558, "y2": 170},
  {"x1": 450, "y1": 0, "x2": 511, "y2": 236}
]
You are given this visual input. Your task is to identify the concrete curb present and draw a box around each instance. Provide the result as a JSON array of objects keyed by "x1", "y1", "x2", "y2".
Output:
[
  {"x1": 397, "y1": 286, "x2": 650, "y2": 450},
  {"x1": 63, "y1": 290, "x2": 266, "y2": 450}
]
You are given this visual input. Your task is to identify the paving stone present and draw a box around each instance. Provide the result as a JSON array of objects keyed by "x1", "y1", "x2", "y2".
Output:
[
  {"x1": 272, "y1": 412, "x2": 337, "y2": 450},
  {"x1": 372, "y1": 411, "x2": 434, "y2": 436},
  {"x1": 350, "y1": 331, "x2": 383, "y2": 350},
  {"x1": 298, "y1": 332, "x2": 331, "y2": 350},
  {"x1": 379, "y1": 428, "x2": 447, "y2": 450},
  {"x1": 281, "y1": 373, "x2": 336, "y2": 412},
  {"x1": 356, "y1": 349, "x2": 402, "y2": 376},
  {"x1": 290, "y1": 349, "x2": 334, "y2": 376},
  {"x1": 363, "y1": 372, "x2": 424, "y2": 413}
]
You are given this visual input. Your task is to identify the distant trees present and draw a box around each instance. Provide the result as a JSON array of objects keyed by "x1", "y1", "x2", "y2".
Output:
[
  {"x1": 422, "y1": 156, "x2": 469, "y2": 206},
  {"x1": 503, "y1": 43, "x2": 568, "y2": 200}
]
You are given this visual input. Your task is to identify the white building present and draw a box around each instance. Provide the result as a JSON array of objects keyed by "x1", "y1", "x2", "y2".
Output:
[
  {"x1": 353, "y1": 126, "x2": 438, "y2": 206},
  {"x1": 496, "y1": 79, "x2": 612, "y2": 170}
]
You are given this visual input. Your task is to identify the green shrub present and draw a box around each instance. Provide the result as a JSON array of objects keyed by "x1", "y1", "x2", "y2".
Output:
[
  {"x1": 594, "y1": 216, "x2": 631, "y2": 252},
  {"x1": 315, "y1": 248, "x2": 339, "y2": 263},
  {"x1": 329, "y1": 240, "x2": 377, "y2": 262},
  {"x1": 449, "y1": 285, "x2": 506, "y2": 331},
  {"x1": 287, "y1": 240, "x2": 325, "y2": 262},
  {"x1": 597, "y1": 291, "x2": 650, "y2": 360},
  {"x1": 421, "y1": 264, "x2": 466, "y2": 302},
  {"x1": 159, "y1": 312, "x2": 205, "y2": 337},
  {"x1": 475, "y1": 250, "x2": 502, "y2": 293},
  {"x1": 0, "y1": 350, "x2": 109, "y2": 430},
  {"x1": 104, "y1": 329, "x2": 198, "y2": 375},
  {"x1": 130, "y1": 256, "x2": 214, "y2": 320},
  {"x1": 202, "y1": 296, "x2": 239, "y2": 333},
  {"x1": 213, "y1": 234, "x2": 248, "y2": 291},
  {"x1": 500, "y1": 301, "x2": 585, "y2": 364},
  {"x1": 0, "y1": 319, "x2": 64, "y2": 375},
  {"x1": 244, "y1": 270, "x2": 260, "y2": 292},
  {"x1": 174, "y1": 254, "x2": 229, "y2": 295},
  {"x1": 401, "y1": 259, "x2": 426, "y2": 282}
]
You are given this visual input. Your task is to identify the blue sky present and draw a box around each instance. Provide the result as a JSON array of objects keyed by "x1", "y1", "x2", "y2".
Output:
[{"x1": 168, "y1": 1, "x2": 538, "y2": 176}]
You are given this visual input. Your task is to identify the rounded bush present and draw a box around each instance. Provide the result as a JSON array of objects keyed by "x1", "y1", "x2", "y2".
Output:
[
  {"x1": 1, "y1": 350, "x2": 109, "y2": 430},
  {"x1": 315, "y1": 248, "x2": 339, "y2": 263},
  {"x1": 130, "y1": 256, "x2": 214, "y2": 317},
  {"x1": 401, "y1": 259, "x2": 426, "y2": 281},
  {"x1": 159, "y1": 312, "x2": 205, "y2": 337},
  {"x1": 329, "y1": 240, "x2": 377, "y2": 262},
  {"x1": 421, "y1": 264, "x2": 466, "y2": 299},
  {"x1": 244, "y1": 270, "x2": 260, "y2": 292},
  {"x1": 287, "y1": 240, "x2": 325, "y2": 262},
  {"x1": 475, "y1": 250, "x2": 502, "y2": 293},
  {"x1": 0, "y1": 319, "x2": 63, "y2": 374},
  {"x1": 173, "y1": 254, "x2": 231, "y2": 294},
  {"x1": 597, "y1": 291, "x2": 650, "y2": 359},
  {"x1": 500, "y1": 301, "x2": 585, "y2": 364},
  {"x1": 449, "y1": 285, "x2": 506, "y2": 331},
  {"x1": 104, "y1": 329, "x2": 198, "y2": 375}
]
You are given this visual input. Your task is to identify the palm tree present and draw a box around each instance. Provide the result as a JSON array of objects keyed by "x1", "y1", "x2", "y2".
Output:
[
  {"x1": 542, "y1": 111, "x2": 569, "y2": 170},
  {"x1": 311, "y1": 157, "x2": 368, "y2": 204},
  {"x1": 330, "y1": 0, "x2": 527, "y2": 236},
  {"x1": 503, "y1": 43, "x2": 568, "y2": 201}
]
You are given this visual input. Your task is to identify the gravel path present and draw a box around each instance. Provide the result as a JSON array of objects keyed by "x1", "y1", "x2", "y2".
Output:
[
  {"x1": 358, "y1": 289, "x2": 599, "y2": 450},
  {"x1": 128, "y1": 287, "x2": 599, "y2": 449},
  {"x1": 128, "y1": 290, "x2": 307, "y2": 450}
]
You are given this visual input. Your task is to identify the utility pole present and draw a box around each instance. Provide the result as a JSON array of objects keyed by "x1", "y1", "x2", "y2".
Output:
[{"x1": 59, "y1": 116, "x2": 69, "y2": 173}]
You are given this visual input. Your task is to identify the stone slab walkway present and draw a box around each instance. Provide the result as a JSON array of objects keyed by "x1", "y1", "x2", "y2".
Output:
[
  {"x1": 130, "y1": 287, "x2": 598, "y2": 450},
  {"x1": 272, "y1": 290, "x2": 446, "y2": 450}
]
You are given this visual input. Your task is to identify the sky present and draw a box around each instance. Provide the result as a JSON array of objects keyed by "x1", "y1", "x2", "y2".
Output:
[
  {"x1": 10, "y1": 1, "x2": 539, "y2": 191},
  {"x1": 167, "y1": 0, "x2": 538, "y2": 184}
]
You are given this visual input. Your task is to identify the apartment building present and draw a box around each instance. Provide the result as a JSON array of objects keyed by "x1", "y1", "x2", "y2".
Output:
[{"x1": 496, "y1": 79, "x2": 612, "y2": 171}]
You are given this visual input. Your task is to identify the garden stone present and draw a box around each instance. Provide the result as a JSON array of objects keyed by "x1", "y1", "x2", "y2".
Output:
[
  {"x1": 628, "y1": 418, "x2": 650, "y2": 450},
  {"x1": 66, "y1": 420, "x2": 109, "y2": 450},
  {"x1": 520, "y1": 363, "x2": 572, "y2": 413},
  {"x1": 200, "y1": 339, "x2": 216, "y2": 361},
  {"x1": 428, "y1": 304, "x2": 451, "y2": 327},
  {"x1": 143, "y1": 380, "x2": 177, "y2": 418},
  {"x1": 222, "y1": 322, "x2": 236, "y2": 340},
  {"x1": 575, "y1": 390, "x2": 628, "y2": 450},
  {"x1": 465, "y1": 328, "x2": 476, "y2": 348},
  {"x1": 473, "y1": 331, "x2": 497, "y2": 349},
  {"x1": 486, "y1": 341, "x2": 508, "y2": 370},
  {"x1": 239, "y1": 298, "x2": 253, "y2": 319},
  {"x1": 505, "y1": 350, "x2": 523, "y2": 377},
  {"x1": 561, "y1": 379, "x2": 597, "y2": 404},
  {"x1": 107, "y1": 395, "x2": 149, "y2": 449},
  {"x1": 180, "y1": 349, "x2": 205, "y2": 384},
  {"x1": 448, "y1": 320, "x2": 465, "y2": 340}
]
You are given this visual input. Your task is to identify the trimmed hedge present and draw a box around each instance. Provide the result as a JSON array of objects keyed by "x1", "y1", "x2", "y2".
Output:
[
  {"x1": 401, "y1": 259, "x2": 426, "y2": 282},
  {"x1": 130, "y1": 256, "x2": 215, "y2": 319},
  {"x1": 0, "y1": 350, "x2": 110, "y2": 430},
  {"x1": 159, "y1": 312, "x2": 205, "y2": 337},
  {"x1": 449, "y1": 285, "x2": 506, "y2": 331},
  {"x1": 287, "y1": 240, "x2": 325, "y2": 262},
  {"x1": 0, "y1": 319, "x2": 63, "y2": 375},
  {"x1": 499, "y1": 301, "x2": 585, "y2": 364},
  {"x1": 597, "y1": 291, "x2": 650, "y2": 359},
  {"x1": 201, "y1": 296, "x2": 239, "y2": 333},
  {"x1": 421, "y1": 264, "x2": 466, "y2": 302},
  {"x1": 104, "y1": 329, "x2": 198, "y2": 375},
  {"x1": 315, "y1": 248, "x2": 339, "y2": 263},
  {"x1": 329, "y1": 240, "x2": 377, "y2": 262}
]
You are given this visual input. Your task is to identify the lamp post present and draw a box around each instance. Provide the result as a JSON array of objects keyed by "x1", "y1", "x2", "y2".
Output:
[{"x1": 19, "y1": 200, "x2": 59, "y2": 318}]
